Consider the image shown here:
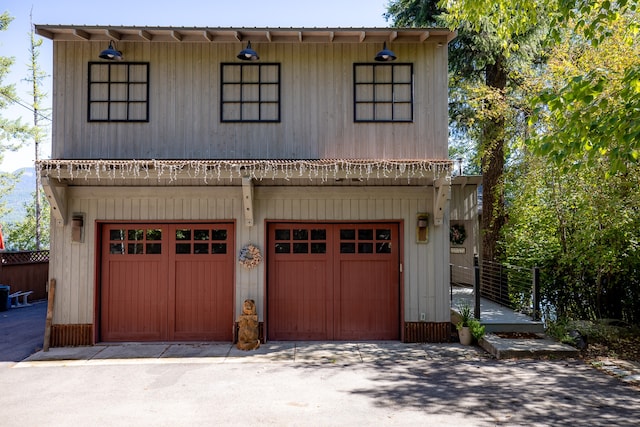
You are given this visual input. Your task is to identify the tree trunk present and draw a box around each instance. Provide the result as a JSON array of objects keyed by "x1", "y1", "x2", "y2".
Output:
[{"x1": 481, "y1": 58, "x2": 507, "y2": 263}]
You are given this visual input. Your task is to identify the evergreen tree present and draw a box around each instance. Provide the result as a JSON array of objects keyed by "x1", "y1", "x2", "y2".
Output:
[
  {"x1": 0, "y1": 12, "x2": 32, "y2": 223},
  {"x1": 385, "y1": 0, "x2": 548, "y2": 261}
]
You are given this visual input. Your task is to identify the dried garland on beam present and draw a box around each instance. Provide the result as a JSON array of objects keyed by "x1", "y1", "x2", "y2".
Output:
[{"x1": 36, "y1": 159, "x2": 452, "y2": 184}]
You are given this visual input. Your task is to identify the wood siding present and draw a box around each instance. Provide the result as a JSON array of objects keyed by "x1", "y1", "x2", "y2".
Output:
[
  {"x1": 48, "y1": 186, "x2": 451, "y2": 330},
  {"x1": 51, "y1": 42, "x2": 448, "y2": 161},
  {"x1": 449, "y1": 183, "x2": 479, "y2": 281}
]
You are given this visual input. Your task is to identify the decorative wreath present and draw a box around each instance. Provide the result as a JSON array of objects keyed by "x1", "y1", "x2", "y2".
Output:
[
  {"x1": 239, "y1": 244, "x2": 262, "y2": 269},
  {"x1": 450, "y1": 224, "x2": 467, "y2": 245}
]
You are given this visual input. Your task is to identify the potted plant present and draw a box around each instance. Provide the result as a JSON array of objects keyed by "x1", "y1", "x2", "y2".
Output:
[
  {"x1": 456, "y1": 303, "x2": 474, "y2": 345},
  {"x1": 456, "y1": 302, "x2": 485, "y2": 345}
]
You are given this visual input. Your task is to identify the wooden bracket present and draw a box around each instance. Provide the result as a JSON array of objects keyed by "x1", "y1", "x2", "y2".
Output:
[
  {"x1": 433, "y1": 177, "x2": 451, "y2": 226},
  {"x1": 41, "y1": 177, "x2": 68, "y2": 226},
  {"x1": 242, "y1": 177, "x2": 254, "y2": 227}
]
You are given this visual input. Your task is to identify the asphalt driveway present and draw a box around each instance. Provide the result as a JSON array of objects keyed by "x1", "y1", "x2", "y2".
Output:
[
  {"x1": 1, "y1": 304, "x2": 639, "y2": 426},
  {"x1": 0, "y1": 300, "x2": 46, "y2": 362}
]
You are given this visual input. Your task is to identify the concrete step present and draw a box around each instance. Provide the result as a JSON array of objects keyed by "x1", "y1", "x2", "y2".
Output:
[
  {"x1": 479, "y1": 333, "x2": 579, "y2": 359},
  {"x1": 481, "y1": 321, "x2": 545, "y2": 334}
]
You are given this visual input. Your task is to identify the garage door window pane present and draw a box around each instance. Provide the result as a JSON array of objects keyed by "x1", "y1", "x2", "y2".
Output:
[
  {"x1": 275, "y1": 243, "x2": 290, "y2": 253},
  {"x1": 340, "y1": 229, "x2": 355, "y2": 240},
  {"x1": 194, "y1": 230, "x2": 209, "y2": 240},
  {"x1": 110, "y1": 229, "x2": 125, "y2": 240},
  {"x1": 275, "y1": 229, "x2": 290, "y2": 240},
  {"x1": 128, "y1": 243, "x2": 144, "y2": 254},
  {"x1": 176, "y1": 243, "x2": 191, "y2": 254},
  {"x1": 293, "y1": 229, "x2": 308, "y2": 240},
  {"x1": 340, "y1": 243, "x2": 356, "y2": 253},
  {"x1": 293, "y1": 243, "x2": 308, "y2": 253},
  {"x1": 358, "y1": 229, "x2": 374, "y2": 240},
  {"x1": 311, "y1": 229, "x2": 326, "y2": 240},
  {"x1": 146, "y1": 243, "x2": 162, "y2": 254},
  {"x1": 212, "y1": 229, "x2": 227, "y2": 240},
  {"x1": 176, "y1": 229, "x2": 191, "y2": 240},
  {"x1": 376, "y1": 242, "x2": 392, "y2": 253},
  {"x1": 128, "y1": 229, "x2": 144, "y2": 241},
  {"x1": 376, "y1": 229, "x2": 391, "y2": 240},
  {"x1": 212, "y1": 243, "x2": 227, "y2": 254},
  {"x1": 110, "y1": 243, "x2": 124, "y2": 254},
  {"x1": 146, "y1": 229, "x2": 162, "y2": 240},
  {"x1": 358, "y1": 242, "x2": 374, "y2": 253},
  {"x1": 194, "y1": 243, "x2": 209, "y2": 254}
]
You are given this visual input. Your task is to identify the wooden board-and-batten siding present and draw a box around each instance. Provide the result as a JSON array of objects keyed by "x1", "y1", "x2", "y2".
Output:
[
  {"x1": 50, "y1": 42, "x2": 448, "y2": 161},
  {"x1": 48, "y1": 186, "x2": 451, "y2": 345}
]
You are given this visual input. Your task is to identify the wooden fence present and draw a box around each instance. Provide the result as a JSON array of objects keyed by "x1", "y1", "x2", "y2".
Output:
[{"x1": 0, "y1": 251, "x2": 49, "y2": 301}]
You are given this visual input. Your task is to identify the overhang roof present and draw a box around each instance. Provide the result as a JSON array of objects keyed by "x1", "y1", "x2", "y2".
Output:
[{"x1": 34, "y1": 25, "x2": 456, "y2": 44}]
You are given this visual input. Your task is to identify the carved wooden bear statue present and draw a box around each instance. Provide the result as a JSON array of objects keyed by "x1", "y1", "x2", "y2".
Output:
[{"x1": 237, "y1": 299, "x2": 261, "y2": 351}]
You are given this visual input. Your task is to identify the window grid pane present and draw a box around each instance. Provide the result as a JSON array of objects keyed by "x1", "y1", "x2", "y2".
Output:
[
  {"x1": 88, "y1": 62, "x2": 149, "y2": 122},
  {"x1": 353, "y1": 63, "x2": 413, "y2": 122},
  {"x1": 221, "y1": 63, "x2": 281, "y2": 122}
]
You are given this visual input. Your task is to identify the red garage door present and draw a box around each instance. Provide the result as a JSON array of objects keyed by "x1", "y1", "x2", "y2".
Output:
[
  {"x1": 268, "y1": 223, "x2": 400, "y2": 340},
  {"x1": 100, "y1": 223, "x2": 234, "y2": 342}
]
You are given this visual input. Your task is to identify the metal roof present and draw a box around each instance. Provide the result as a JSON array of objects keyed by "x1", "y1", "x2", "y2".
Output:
[{"x1": 34, "y1": 25, "x2": 456, "y2": 44}]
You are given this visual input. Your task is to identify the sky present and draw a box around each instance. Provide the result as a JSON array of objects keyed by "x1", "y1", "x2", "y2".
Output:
[{"x1": 0, "y1": 0, "x2": 391, "y2": 172}]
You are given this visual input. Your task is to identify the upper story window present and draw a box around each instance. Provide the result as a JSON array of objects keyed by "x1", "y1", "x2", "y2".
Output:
[
  {"x1": 220, "y1": 63, "x2": 280, "y2": 122},
  {"x1": 88, "y1": 62, "x2": 149, "y2": 122},
  {"x1": 353, "y1": 63, "x2": 413, "y2": 122}
]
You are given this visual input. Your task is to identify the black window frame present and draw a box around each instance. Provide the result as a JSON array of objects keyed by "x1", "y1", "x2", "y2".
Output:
[
  {"x1": 353, "y1": 63, "x2": 414, "y2": 123},
  {"x1": 87, "y1": 62, "x2": 150, "y2": 123},
  {"x1": 220, "y1": 62, "x2": 281, "y2": 123}
]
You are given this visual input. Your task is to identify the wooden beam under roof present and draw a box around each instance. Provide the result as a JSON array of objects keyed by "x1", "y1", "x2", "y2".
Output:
[
  {"x1": 105, "y1": 29, "x2": 121, "y2": 41},
  {"x1": 202, "y1": 30, "x2": 213, "y2": 41},
  {"x1": 35, "y1": 27, "x2": 54, "y2": 39},
  {"x1": 139, "y1": 30, "x2": 152, "y2": 41},
  {"x1": 419, "y1": 31, "x2": 430, "y2": 42},
  {"x1": 72, "y1": 29, "x2": 90, "y2": 40},
  {"x1": 41, "y1": 177, "x2": 67, "y2": 226}
]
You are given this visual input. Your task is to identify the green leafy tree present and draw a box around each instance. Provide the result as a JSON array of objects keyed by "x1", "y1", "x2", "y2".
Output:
[
  {"x1": 505, "y1": 4, "x2": 640, "y2": 323},
  {"x1": 386, "y1": 0, "x2": 549, "y2": 261},
  {"x1": 4, "y1": 190, "x2": 50, "y2": 250},
  {"x1": 531, "y1": 4, "x2": 640, "y2": 175}
]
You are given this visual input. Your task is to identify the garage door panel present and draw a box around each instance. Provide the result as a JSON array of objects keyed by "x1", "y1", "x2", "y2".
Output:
[
  {"x1": 174, "y1": 259, "x2": 233, "y2": 340},
  {"x1": 268, "y1": 222, "x2": 399, "y2": 341},
  {"x1": 337, "y1": 259, "x2": 398, "y2": 340},
  {"x1": 101, "y1": 223, "x2": 234, "y2": 343},
  {"x1": 270, "y1": 260, "x2": 330, "y2": 340},
  {"x1": 102, "y1": 259, "x2": 166, "y2": 341}
]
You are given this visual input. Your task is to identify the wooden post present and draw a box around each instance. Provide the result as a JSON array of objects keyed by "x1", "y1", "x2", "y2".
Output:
[{"x1": 43, "y1": 278, "x2": 56, "y2": 352}]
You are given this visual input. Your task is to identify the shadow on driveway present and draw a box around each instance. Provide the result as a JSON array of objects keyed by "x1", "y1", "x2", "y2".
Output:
[{"x1": 0, "y1": 301, "x2": 46, "y2": 362}]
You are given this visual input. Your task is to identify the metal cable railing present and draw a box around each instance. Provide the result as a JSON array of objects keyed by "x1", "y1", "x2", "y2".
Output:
[{"x1": 451, "y1": 259, "x2": 541, "y2": 320}]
